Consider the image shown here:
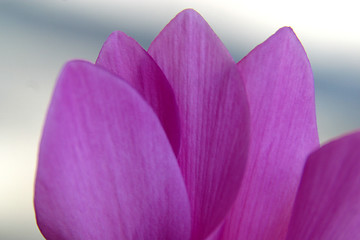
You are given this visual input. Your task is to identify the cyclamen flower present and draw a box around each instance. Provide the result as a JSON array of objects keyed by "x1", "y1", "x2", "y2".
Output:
[{"x1": 34, "y1": 9, "x2": 360, "y2": 240}]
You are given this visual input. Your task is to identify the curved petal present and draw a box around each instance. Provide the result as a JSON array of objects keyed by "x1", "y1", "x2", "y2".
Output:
[
  {"x1": 148, "y1": 9, "x2": 249, "y2": 239},
  {"x1": 220, "y1": 27, "x2": 319, "y2": 240},
  {"x1": 34, "y1": 61, "x2": 191, "y2": 240},
  {"x1": 96, "y1": 31, "x2": 180, "y2": 155},
  {"x1": 286, "y1": 132, "x2": 360, "y2": 240}
]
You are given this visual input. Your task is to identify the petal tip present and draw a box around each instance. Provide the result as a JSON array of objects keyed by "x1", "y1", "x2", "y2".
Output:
[
  {"x1": 59, "y1": 60, "x2": 89, "y2": 79},
  {"x1": 95, "y1": 31, "x2": 132, "y2": 64},
  {"x1": 273, "y1": 27, "x2": 304, "y2": 49},
  {"x1": 171, "y1": 8, "x2": 207, "y2": 25},
  {"x1": 273, "y1": 26, "x2": 298, "y2": 41},
  {"x1": 63, "y1": 59, "x2": 92, "y2": 68},
  {"x1": 277, "y1": 26, "x2": 294, "y2": 34},
  {"x1": 107, "y1": 30, "x2": 130, "y2": 41},
  {"x1": 178, "y1": 8, "x2": 201, "y2": 17}
]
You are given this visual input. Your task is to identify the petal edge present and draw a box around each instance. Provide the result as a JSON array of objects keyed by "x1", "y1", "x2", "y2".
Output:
[{"x1": 34, "y1": 60, "x2": 191, "y2": 240}]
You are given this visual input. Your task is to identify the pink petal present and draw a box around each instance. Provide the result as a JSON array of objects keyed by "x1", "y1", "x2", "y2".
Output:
[
  {"x1": 220, "y1": 27, "x2": 319, "y2": 240},
  {"x1": 96, "y1": 31, "x2": 180, "y2": 155},
  {"x1": 34, "y1": 61, "x2": 191, "y2": 240},
  {"x1": 286, "y1": 132, "x2": 360, "y2": 240},
  {"x1": 148, "y1": 9, "x2": 249, "y2": 239}
]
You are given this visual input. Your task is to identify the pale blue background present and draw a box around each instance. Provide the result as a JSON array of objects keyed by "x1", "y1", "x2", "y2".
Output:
[{"x1": 1, "y1": 1, "x2": 359, "y2": 239}]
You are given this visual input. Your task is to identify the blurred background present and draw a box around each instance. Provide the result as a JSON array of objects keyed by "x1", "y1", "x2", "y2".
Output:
[{"x1": 1, "y1": 0, "x2": 359, "y2": 239}]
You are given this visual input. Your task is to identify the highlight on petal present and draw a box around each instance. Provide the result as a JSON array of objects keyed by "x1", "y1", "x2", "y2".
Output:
[
  {"x1": 96, "y1": 31, "x2": 180, "y2": 155},
  {"x1": 148, "y1": 9, "x2": 249, "y2": 239},
  {"x1": 34, "y1": 61, "x2": 191, "y2": 240},
  {"x1": 286, "y1": 132, "x2": 360, "y2": 240},
  {"x1": 220, "y1": 27, "x2": 319, "y2": 240}
]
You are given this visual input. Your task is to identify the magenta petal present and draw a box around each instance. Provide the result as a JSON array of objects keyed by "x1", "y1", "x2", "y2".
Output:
[
  {"x1": 287, "y1": 132, "x2": 360, "y2": 240},
  {"x1": 220, "y1": 27, "x2": 319, "y2": 240},
  {"x1": 34, "y1": 61, "x2": 191, "y2": 240},
  {"x1": 96, "y1": 31, "x2": 180, "y2": 155},
  {"x1": 148, "y1": 9, "x2": 249, "y2": 239}
]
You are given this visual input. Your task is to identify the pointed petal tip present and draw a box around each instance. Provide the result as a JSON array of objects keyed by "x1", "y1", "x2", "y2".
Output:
[
  {"x1": 277, "y1": 26, "x2": 295, "y2": 35},
  {"x1": 272, "y1": 27, "x2": 305, "y2": 50},
  {"x1": 177, "y1": 8, "x2": 202, "y2": 17},
  {"x1": 271, "y1": 26, "x2": 298, "y2": 42},
  {"x1": 167, "y1": 8, "x2": 208, "y2": 27},
  {"x1": 104, "y1": 31, "x2": 123, "y2": 42},
  {"x1": 239, "y1": 25, "x2": 311, "y2": 71},
  {"x1": 95, "y1": 31, "x2": 134, "y2": 64},
  {"x1": 105, "y1": 30, "x2": 131, "y2": 42}
]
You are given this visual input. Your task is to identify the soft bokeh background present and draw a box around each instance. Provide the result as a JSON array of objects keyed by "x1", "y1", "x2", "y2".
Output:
[{"x1": 1, "y1": 0, "x2": 359, "y2": 239}]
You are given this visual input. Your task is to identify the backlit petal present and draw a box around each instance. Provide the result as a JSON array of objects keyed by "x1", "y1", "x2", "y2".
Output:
[
  {"x1": 96, "y1": 31, "x2": 180, "y2": 154},
  {"x1": 34, "y1": 61, "x2": 191, "y2": 240},
  {"x1": 286, "y1": 132, "x2": 360, "y2": 240},
  {"x1": 148, "y1": 9, "x2": 249, "y2": 239},
  {"x1": 221, "y1": 27, "x2": 319, "y2": 240}
]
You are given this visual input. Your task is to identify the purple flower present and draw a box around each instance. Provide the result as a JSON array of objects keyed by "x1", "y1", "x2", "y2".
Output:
[{"x1": 34, "y1": 9, "x2": 360, "y2": 240}]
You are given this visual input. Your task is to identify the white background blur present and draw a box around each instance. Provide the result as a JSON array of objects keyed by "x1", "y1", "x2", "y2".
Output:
[{"x1": 1, "y1": 0, "x2": 359, "y2": 239}]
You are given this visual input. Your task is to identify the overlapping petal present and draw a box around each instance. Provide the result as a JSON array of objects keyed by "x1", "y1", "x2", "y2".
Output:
[
  {"x1": 96, "y1": 31, "x2": 180, "y2": 154},
  {"x1": 148, "y1": 9, "x2": 249, "y2": 239},
  {"x1": 286, "y1": 132, "x2": 360, "y2": 240},
  {"x1": 219, "y1": 27, "x2": 319, "y2": 240},
  {"x1": 34, "y1": 61, "x2": 191, "y2": 240}
]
